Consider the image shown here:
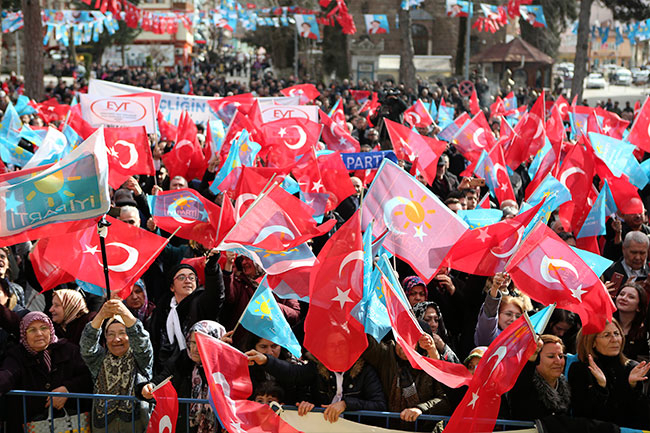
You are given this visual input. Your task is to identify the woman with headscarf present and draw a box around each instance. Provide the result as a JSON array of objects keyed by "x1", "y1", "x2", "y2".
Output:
[
  {"x1": 139, "y1": 320, "x2": 227, "y2": 433},
  {"x1": 147, "y1": 250, "x2": 225, "y2": 373},
  {"x1": 80, "y1": 299, "x2": 153, "y2": 433},
  {"x1": 49, "y1": 288, "x2": 96, "y2": 346},
  {"x1": 0, "y1": 312, "x2": 92, "y2": 431},
  {"x1": 124, "y1": 279, "x2": 156, "y2": 326},
  {"x1": 412, "y1": 301, "x2": 460, "y2": 363}
]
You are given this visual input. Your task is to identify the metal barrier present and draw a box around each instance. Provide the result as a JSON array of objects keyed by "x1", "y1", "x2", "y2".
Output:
[{"x1": 5, "y1": 390, "x2": 536, "y2": 432}]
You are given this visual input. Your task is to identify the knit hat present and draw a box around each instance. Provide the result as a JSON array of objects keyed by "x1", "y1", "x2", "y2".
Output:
[
  {"x1": 402, "y1": 275, "x2": 427, "y2": 297},
  {"x1": 20, "y1": 312, "x2": 58, "y2": 355},
  {"x1": 464, "y1": 346, "x2": 487, "y2": 367},
  {"x1": 168, "y1": 263, "x2": 197, "y2": 288}
]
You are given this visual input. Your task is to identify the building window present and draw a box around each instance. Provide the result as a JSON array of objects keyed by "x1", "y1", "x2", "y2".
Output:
[{"x1": 411, "y1": 24, "x2": 428, "y2": 55}]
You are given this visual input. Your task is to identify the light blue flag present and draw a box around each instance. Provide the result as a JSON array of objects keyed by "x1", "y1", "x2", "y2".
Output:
[
  {"x1": 14, "y1": 95, "x2": 36, "y2": 116},
  {"x1": 281, "y1": 175, "x2": 300, "y2": 195},
  {"x1": 529, "y1": 304, "x2": 555, "y2": 334},
  {"x1": 0, "y1": 102, "x2": 24, "y2": 150},
  {"x1": 457, "y1": 208, "x2": 503, "y2": 229},
  {"x1": 577, "y1": 180, "x2": 617, "y2": 239},
  {"x1": 570, "y1": 246, "x2": 613, "y2": 277},
  {"x1": 24, "y1": 127, "x2": 69, "y2": 169},
  {"x1": 19, "y1": 124, "x2": 46, "y2": 147},
  {"x1": 363, "y1": 221, "x2": 373, "y2": 296},
  {"x1": 76, "y1": 279, "x2": 105, "y2": 297},
  {"x1": 437, "y1": 105, "x2": 455, "y2": 130},
  {"x1": 240, "y1": 276, "x2": 302, "y2": 358},
  {"x1": 528, "y1": 139, "x2": 552, "y2": 180},
  {"x1": 351, "y1": 267, "x2": 392, "y2": 341},
  {"x1": 376, "y1": 254, "x2": 409, "y2": 305},
  {"x1": 527, "y1": 174, "x2": 572, "y2": 209},
  {"x1": 588, "y1": 132, "x2": 638, "y2": 178},
  {"x1": 207, "y1": 119, "x2": 226, "y2": 155},
  {"x1": 210, "y1": 129, "x2": 260, "y2": 194},
  {"x1": 427, "y1": 100, "x2": 438, "y2": 120}
]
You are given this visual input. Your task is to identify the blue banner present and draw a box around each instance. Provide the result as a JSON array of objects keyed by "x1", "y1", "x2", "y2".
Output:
[{"x1": 341, "y1": 151, "x2": 398, "y2": 171}]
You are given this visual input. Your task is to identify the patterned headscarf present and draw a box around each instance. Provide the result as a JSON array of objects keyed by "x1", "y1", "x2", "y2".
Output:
[
  {"x1": 53, "y1": 289, "x2": 89, "y2": 327},
  {"x1": 402, "y1": 275, "x2": 428, "y2": 297},
  {"x1": 20, "y1": 312, "x2": 58, "y2": 371}
]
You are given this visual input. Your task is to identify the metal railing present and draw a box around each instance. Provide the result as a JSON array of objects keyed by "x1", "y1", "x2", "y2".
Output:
[{"x1": 5, "y1": 390, "x2": 536, "y2": 432}]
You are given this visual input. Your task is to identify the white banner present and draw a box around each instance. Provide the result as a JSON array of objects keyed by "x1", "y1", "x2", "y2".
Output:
[
  {"x1": 261, "y1": 104, "x2": 319, "y2": 123},
  {"x1": 278, "y1": 410, "x2": 537, "y2": 433},
  {"x1": 88, "y1": 79, "x2": 299, "y2": 126},
  {"x1": 79, "y1": 94, "x2": 157, "y2": 133}
]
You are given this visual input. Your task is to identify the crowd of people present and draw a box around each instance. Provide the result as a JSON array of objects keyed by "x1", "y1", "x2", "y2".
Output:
[{"x1": 0, "y1": 63, "x2": 650, "y2": 433}]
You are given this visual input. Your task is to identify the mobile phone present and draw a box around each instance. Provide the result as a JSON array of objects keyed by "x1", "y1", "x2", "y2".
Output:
[
  {"x1": 470, "y1": 178, "x2": 486, "y2": 188},
  {"x1": 610, "y1": 272, "x2": 625, "y2": 297}
]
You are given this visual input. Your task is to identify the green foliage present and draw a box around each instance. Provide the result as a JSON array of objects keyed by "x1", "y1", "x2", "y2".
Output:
[
  {"x1": 322, "y1": 23, "x2": 348, "y2": 79},
  {"x1": 601, "y1": 0, "x2": 650, "y2": 22},
  {"x1": 520, "y1": 0, "x2": 578, "y2": 58}
]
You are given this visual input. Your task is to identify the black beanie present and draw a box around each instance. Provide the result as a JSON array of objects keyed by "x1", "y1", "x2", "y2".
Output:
[{"x1": 168, "y1": 263, "x2": 197, "y2": 288}]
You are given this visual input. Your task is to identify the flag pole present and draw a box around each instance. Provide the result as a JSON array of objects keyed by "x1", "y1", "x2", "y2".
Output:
[{"x1": 98, "y1": 216, "x2": 112, "y2": 301}]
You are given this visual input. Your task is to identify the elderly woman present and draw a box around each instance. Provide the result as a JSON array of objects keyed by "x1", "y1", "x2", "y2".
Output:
[
  {"x1": 80, "y1": 300, "x2": 153, "y2": 433},
  {"x1": 613, "y1": 283, "x2": 649, "y2": 361},
  {"x1": 49, "y1": 288, "x2": 96, "y2": 346},
  {"x1": 412, "y1": 301, "x2": 459, "y2": 363},
  {"x1": 402, "y1": 276, "x2": 428, "y2": 307},
  {"x1": 474, "y1": 272, "x2": 531, "y2": 346},
  {"x1": 123, "y1": 279, "x2": 155, "y2": 326},
  {"x1": 568, "y1": 319, "x2": 650, "y2": 429},
  {"x1": 147, "y1": 251, "x2": 225, "y2": 373},
  {"x1": 140, "y1": 320, "x2": 227, "y2": 433},
  {"x1": 0, "y1": 312, "x2": 92, "y2": 431}
]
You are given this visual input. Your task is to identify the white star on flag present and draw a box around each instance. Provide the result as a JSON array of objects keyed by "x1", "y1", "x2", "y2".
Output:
[
  {"x1": 312, "y1": 179, "x2": 324, "y2": 192},
  {"x1": 570, "y1": 285, "x2": 587, "y2": 302},
  {"x1": 414, "y1": 225, "x2": 427, "y2": 241},
  {"x1": 467, "y1": 391, "x2": 479, "y2": 408},
  {"x1": 83, "y1": 245, "x2": 99, "y2": 255},
  {"x1": 476, "y1": 227, "x2": 490, "y2": 242},
  {"x1": 278, "y1": 127, "x2": 287, "y2": 137},
  {"x1": 331, "y1": 287, "x2": 353, "y2": 309}
]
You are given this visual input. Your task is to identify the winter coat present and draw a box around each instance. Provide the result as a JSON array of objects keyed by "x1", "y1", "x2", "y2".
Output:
[{"x1": 507, "y1": 362, "x2": 571, "y2": 421}]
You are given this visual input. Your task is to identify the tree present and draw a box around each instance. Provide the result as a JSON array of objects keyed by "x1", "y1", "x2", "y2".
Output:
[
  {"x1": 570, "y1": 0, "x2": 593, "y2": 102},
  {"x1": 398, "y1": 6, "x2": 416, "y2": 92},
  {"x1": 520, "y1": 0, "x2": 577, "y2": 58},
  {"x1": 21, "y1": 0, "x2": 43, "y2": 99},
  {"x1": 600, "y1": 0, "x2": 650, "y2": 21}
]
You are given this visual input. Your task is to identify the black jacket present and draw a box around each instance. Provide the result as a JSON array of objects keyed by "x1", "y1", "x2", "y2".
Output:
[
  {"x1": 147, "y1": 254, "x2": 225, "y2": 374},
  {"x1": 263, "y1": 354, "x2": 386, "y2": 412}
]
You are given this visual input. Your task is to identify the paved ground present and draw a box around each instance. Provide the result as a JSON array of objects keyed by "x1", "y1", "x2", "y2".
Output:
[{"x1": 583, "y1": 84, "x2": 650, "y2": 106}]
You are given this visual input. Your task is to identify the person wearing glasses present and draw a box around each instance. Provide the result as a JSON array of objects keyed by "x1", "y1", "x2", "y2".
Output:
[
  {"x1": 568, "y1": 319, "x2": 650, "y2": 429},
  {"x1": 146, "y1": 251, "x2": 225, "y2": 374}
]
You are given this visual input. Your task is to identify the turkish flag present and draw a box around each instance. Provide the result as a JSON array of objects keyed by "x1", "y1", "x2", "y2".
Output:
[
  {"x1": 315, "y1": 151, "x2": 357, "y2": 209},
  {"x1": 161, "y1": 111, "x2": 207, "y2": 182},
  {"x1": 33, "y1": 98, "x2": 70, "y2": 124},
  {"x1": 384, "y1": 119, "x2": 446, "y2": 185},
  {"x1": 451, "y1": 111, "x2": 496, "y2": 163},
  {"x1": 349, "y1": 90, "x2": 371, "y2": 104},
  {"x1": 382, "y1": 271, "x2": 473, "y2": 388},
  {"x1": 490, "y1": 97, "x2": 505, "y2": 117},
  {"x1": 65, "y1": 105, "x2": 97, "y2": 140},
  {"x1": 207, "y1": 93, "x2": 256, "y2": 125},
  {"x1": 219, "y1": 111, "x2": 263, "y2": 163},
  {"x1": 506, "y1": 222, "x2": 616, "y2": 333},
  {"x1": 545, "y1": 105, "x2": 565, "y2": 151},
  {"x1": 195, "y1": 332, "x2": 300, "y2": 433},
  {"x1": 469, "y1": 87, "x2": 481, "y2": 115},
  {"x1": 555, "y1": 138, "x2": 594, "y2": 232},
  {"x1": 157, "y1": 110, "x2": 177, "y2": 142},
  {"x1": 103, "y1": 126, "x2": 155, "y2": 189},
  {"x1": 261, "y1": 117, "x2": 321, "y2": 168},
  {"x1": 319, "y1": 109, "x2": 359, "y2": 153},
  {"x1": 443, "y1": 200, "x2": 543, "y2": 276},
  {"x1": 444, "y1": 315, "x2": 537, "y2": 433},
  {"x1": 220, "y1": 184, "x2": 335, "y2": 252},
  {"x1": 626, "y1": 96, "x2": 650, "y2": 152},
  {"x1": 594, "y1": 107, "x2": 629, "y2": 139},
  {"x1": 32, "y1": 216, "x2": 169, "y2": 298},
  {"x1": 304, "y1": 211, "x2": 367, "y2": 372},
  {"x1": 403, "y1": 99, "x2": 435, "y2": 128},
  {"x1": 146, "y1": 379, "x2": 178, "y2": 433},
  {"x1": 505, "y1": 91, "x2": 546, "y2": 168},
  {"x1": 29, "y1": 237, "x2": 75, "y2": 291},
  {"x1": 553, "y1": 95, "x2": 570, "y2": 121},
  {"x1": 280, "y1": 84, "x2": 321, "y2": 104}
]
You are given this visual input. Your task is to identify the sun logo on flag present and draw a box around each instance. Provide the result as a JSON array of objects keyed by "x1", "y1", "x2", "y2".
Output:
[
  {"x1": 254, "y1": 295, "x2": 273, "y2": 321},
  {"x1": 173, "y1": 195, "x2": 192, "y2": 210},
  {"x1": 26, "y1": 171, "x2": 79, "y2": 207},
  {"x1": 11, "y1": 145, "x2": 28, "y2": 158},
  {"x1": 251, "y1": 247, "x2": 299, "y2": 258},
  {"x1": 391, "y1": 190, "x2": 436, "y2": 241}
]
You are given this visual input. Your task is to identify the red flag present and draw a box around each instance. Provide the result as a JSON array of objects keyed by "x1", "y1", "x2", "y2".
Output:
[
  {"x1": 545, "y1": 105, "x2": 565, "y2": 150},
  {"x1": 103, "y1": 126, "x2": 155, "y2": 189},
  {"x1": 32, "y1": 216, "x2": 169, "y2": 298},
  {"x1": 146, "y1": 379, "x2": 178, "y2": 433},
  {"x1": 207, "y1": 93, "x2": 256, "y2": 124},
  {"x1": 316, "y1": 151, "x2": 357, "y2": 209},
  {"x1": 157, "y1": 111, "x2": 177, "y2": 142},
  {"x1": 489, "y1": 97, "x2": 505, "y2": 117},
  {"x1": 161, "y1": 111, "x2": 207, "y2": 181},
  {"x1": 349, "y1": 90, "x2": 371, "y2": 104},
  {"x1": 280, "y1": 84, "x2": 320, "y2": 104},
  {"x1": 444, "y1": 315, "x2": 537, "y2": 433},
  {"x1": 384, "y1": 119, "x2": 446, "y2": 185},
  {"x1": 555, "y1": 138, "x2": 594, "y2": 231},
  {"x1": 403, "y1": 99, "x2": 435, "y2": 128},
  {"x1": 382, "y1": 271, "x2": 473, "y2": 388},
  {"x1": 319, "y1": 109, "x2": 359, "y2": 153},
  {"x1": 181, "y1": 256, "x2": 206, "y2": 287},
  {"x1": 33, "y1": 98, "x2": 70, "y2": 124},
  {"x1": 443, "y1": 200, "x2": 543, "y2": 276},
  {"x1": 29, "y1": 237, "x2": 75, "y2": 291},
  {"x1": 330, "y1": 99, "x2": 347, "y2": 127},
  {"x1": 451, "y1": 111, "x2": 496, "y2": 163},
  {"x1": 506, "y1": 222, "x2": 616, "y2": 333},
  {"x1": 220, "y1": 184, "x2": 335, "y2": 251},
  {"x1": 553, "y1": 95, "x2": 570, "y2": 121},
  {"x1": 195, "y1": 332, "x2": 301, "y2": 433},
  {"x1": 626, "y1": 97, "x2": 650, "y2": 152},
  {"x1": 261, "y1": 117, "x2": 321, "y2": 168},
  {"x1": 504, "y1": 91, "x2": 546, "y2": 168},
  {"x1": 65, "y1": 105, "x2": 97, "y2": 140},
  {"x1": 469, "y1": 87, "x2": 481, "y2": 115},
  {"x1": 478, "y1": 193, "x2": 491, "y2": 209},
  {"x1": 594, "y1": 107, "x2": 629, "y2": 139},
  {"x1": 220, "y1": 111, "x2": 262, "y2": 162},
  {"x1": 304, "y1": 211, "x2": 367, "y2": 372}
]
